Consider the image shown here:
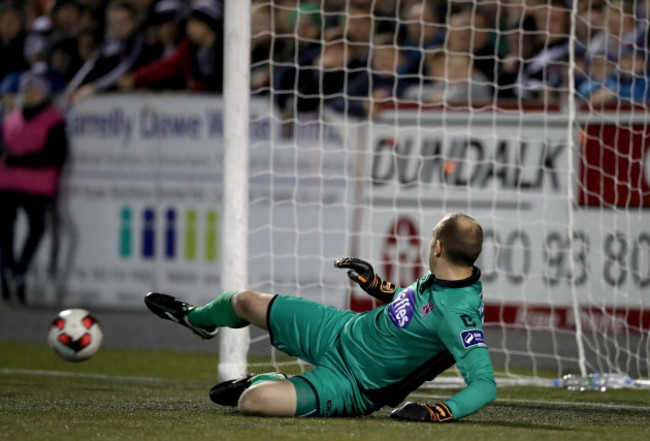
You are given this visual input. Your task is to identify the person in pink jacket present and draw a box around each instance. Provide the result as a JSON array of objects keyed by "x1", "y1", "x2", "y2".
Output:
[{"x1": 0, "y1": 71, "x2": 68, "y2": 306}]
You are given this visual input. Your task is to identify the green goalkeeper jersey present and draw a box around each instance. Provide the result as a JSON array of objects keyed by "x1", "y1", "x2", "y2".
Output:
[{"x1": 338, "y1": 267, "x2": 496, "y2": 419}]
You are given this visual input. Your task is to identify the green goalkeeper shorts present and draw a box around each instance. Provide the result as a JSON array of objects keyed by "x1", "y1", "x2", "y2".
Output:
[{"x1": 267, "y1": 294, "x2": 377, "y2": 417}]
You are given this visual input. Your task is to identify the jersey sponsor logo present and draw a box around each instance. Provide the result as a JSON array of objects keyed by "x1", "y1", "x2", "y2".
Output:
[
  {"x1": 419, "y1": 302, "x2": 434, "y2": 319},
  {"x1": 388, "y1": 287, "x2": 416, "y2": 329},
  {"x1": 460, "y1": 329, "x2": 487, "y2": 349}
]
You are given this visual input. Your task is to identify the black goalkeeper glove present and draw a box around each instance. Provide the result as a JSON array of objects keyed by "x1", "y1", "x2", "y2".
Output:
[
  {"x1": 334, "y1": 257, "x2": 396, "y2": 304},
  {"x1": 390, "y1": 402, "x2": 454, "y2": 423}
]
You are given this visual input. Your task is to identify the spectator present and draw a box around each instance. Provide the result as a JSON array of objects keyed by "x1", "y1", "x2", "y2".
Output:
[
  {"x1": 1, "y1": 34, "x2": 65, "y2": 111},
  {"x1": 323, "y1": 0, "x2": 347, "y2": 24},
  {"x1": 250, "y1": 2, "x2": 275, "y2": 92},
  {"x1": 400, "y1": 1, "x2": 445, "y2": 75},
  {"x1": 49, "y1": 25, "x2": 100, "y2": 84},
  {"x1": 514, "y1": 1, "x2": 571, "y2": 102},
  {"x1": 285, "y1": 27, "x2": 367, "y2": 114},
  {"x1": 290, "y1": 1, "x2": 323, "y2": 44},
  {"x1": 21, "y1": 0, "x2": 41, "y2": 26},
  {"x1": 283, "y1": 1, "x2": 322, "y2": 62},
  {"x1": 50, "y1": 0, "x2": 85, "y2": 39},
  {"x1": 76, "y1": 0, "x2": 106, "y2": 28},
  {"x1": 272, "y1": 3, "x2": 322, "y2": 119},
  {"x1": 118, "y1": 0, "x2": 224, "y2": 93},
  {"x1": 372, "y1": 0, "x2": 402, "y2": 34},
  {"x1": 0, "y1": 71, "x2": 68, "y2": 306},
  {"x1": 399, "y1": 7, "x2": 495, "y2": 103},
  {"x1": 324, "y1": 5, "x2": 373, "y2": 72},
  {"x1": 66, "y1": 0, "x2": 157, "y2": 102},
  {"x1": 329, "y1": 33, "x2": 415, "y2": 117},
  {"x1": 586, "y1": 0, "x2": 646, "y2": 63},
  {"x1": 136, "y1": 0, "x2": 186, "y2": 90},
  {"x1": 47, "y1": 0, "x2": 88, "y2": 80},
  {"x1": 404, "y1": 51, "x2": 492, "y2": 104},
  {"x1": 342, "y1": 5, "x2": 374, "y2": 51},
  {"x1": 436, "y1": 7, "x2": 504, "y2": 95},
  {"x1": 575, "y1": 0, "x2": 605, "y2": 55},
  {"x1": 444, "y1": 9, "x2": 496, "y2": 78},
  {"x1": 268, "y1": 0, "x2": 298, "y2": 63},
  {"x1": 496, "y1": 0, "x2": 539, "y2": 99},
  {"x1": 147, "y1": 0, "x2": 186, "y2": 58},
  {"x1": 585, "y1": 49, "x2": 650, "y2": 106},
  {"x1": 468, "y1": 7, "x2": 502, "y2": 85},
  {"x1": 0, "y1": 3, "x2": 28, "y2": 82},
  {"x1": 576, "y1": 54, "x2": 614, "y2": 101},
  {"x1": 130, "y1": 0, "x2": 157, "y2": 25}
]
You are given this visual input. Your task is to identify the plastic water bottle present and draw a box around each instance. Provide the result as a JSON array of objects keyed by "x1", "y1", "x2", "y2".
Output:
[
  {"x1": 554, "y1": 373, "x2": 633, "y2": 391},
  {"x1": 589, "y1": 373, "x2": 633, "y2": 391},
  {"x1": 553, "y1": 374, "x2": 593, "y2": 391}
]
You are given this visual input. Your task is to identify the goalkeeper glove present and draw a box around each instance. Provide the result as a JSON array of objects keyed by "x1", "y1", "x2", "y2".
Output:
[
  {"x1": 390, "y1": 402, "x2": 454, "y2": 423},
  {"x1": 333, "y1": 257, "x2": 396, "y2": 303}
]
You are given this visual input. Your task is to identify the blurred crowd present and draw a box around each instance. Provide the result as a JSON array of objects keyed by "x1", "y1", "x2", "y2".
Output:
[
  {"x1": 0, "y1": 0, "x2": 223, "y2": 111},
  {"x1": 0, "y1": 0, "x2": 648, "y2": 117}
]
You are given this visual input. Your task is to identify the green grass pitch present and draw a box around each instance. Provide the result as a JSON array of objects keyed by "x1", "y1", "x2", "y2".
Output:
[{"x1": 1, "y1": 342, "x2": 649, "y2": 441}]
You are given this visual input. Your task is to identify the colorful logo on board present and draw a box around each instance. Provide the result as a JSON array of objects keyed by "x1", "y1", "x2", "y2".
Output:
[{"x1": 119, "y1": 206, "x2": 218, "y2": 261}]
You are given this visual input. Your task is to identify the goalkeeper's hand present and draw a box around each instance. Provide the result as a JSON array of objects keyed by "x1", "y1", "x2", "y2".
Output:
[
  {"x1": 390, "y1": 402, "x2": 454, "y2": 423},
  {"x1": 333, "y1": 257, "x2": 396, "y2": 303}
]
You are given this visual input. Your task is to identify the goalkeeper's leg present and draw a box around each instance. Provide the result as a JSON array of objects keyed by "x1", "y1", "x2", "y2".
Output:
[
  {"x1": 210, "y1": 372, "x2": 318, "y2": 417},
  {"x1": 144, "y1": 290, "x2": 275, "y2": 338},
  {"x1": 238, "y1": 379, "x2": 294, "y2": 416},
  {"x1": 191, "y1": 289, "x2": 274, "y2": 329},
  {"x1": 237, "y1": 375, "x2": 318, "y2": 417}
]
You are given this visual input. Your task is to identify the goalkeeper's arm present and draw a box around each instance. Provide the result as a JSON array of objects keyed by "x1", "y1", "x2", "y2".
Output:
[
  {"x1": 334, "y1": 257, "x2": 398, "y2": 303},
  {"x1": 392, "y1": 307, "x2": 497, "y2": 423},
  {"x1": 390, "y1": 349, "x2": 496, "y2": 422}
]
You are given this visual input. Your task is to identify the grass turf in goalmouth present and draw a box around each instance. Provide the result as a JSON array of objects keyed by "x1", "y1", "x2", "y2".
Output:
[{"x1": 1, "y1": 342, "x2": 649, "y2": 441}]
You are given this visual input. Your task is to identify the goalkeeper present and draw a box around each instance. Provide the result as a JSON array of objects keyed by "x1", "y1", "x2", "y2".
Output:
[{"x1": 145, "y1": 213, "x2": 496, "y2": 421}]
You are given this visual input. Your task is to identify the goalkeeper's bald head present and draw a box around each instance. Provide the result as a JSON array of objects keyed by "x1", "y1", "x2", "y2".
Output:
[{"x1": 432, "y1": 213, "x2": 483, "y2": 268}]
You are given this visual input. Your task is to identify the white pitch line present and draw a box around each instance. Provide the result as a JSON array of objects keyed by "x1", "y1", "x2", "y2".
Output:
[
  {"x1": 0, "y1": 368, "x2": 166, "y2": 383},
  {"x1": 410, "y1": 392, "x2": 650, "y2": 411}
]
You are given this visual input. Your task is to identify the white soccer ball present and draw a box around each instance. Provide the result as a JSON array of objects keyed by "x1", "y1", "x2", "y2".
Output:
[{"x1": 47, "y1": 309, "x2": 103, "y2": 362}]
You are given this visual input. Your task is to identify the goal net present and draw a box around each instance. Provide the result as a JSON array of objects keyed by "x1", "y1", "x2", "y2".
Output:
[{"x1": 240, "y1": 0, "x2": 650, "y2": 384}]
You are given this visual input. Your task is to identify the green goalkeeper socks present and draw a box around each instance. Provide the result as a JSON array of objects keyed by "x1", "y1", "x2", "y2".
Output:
[
  {"x1": 249, "y1": 373, "x2": 287, "y2": 387},
  {"x1": 187, "y1": 291, "x2": 249, "y2": 329}
]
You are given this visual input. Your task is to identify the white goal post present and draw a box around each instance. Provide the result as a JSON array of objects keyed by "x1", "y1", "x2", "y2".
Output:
[{"x1": 219, "y1": 0, "x2": 252, "y2": 381}]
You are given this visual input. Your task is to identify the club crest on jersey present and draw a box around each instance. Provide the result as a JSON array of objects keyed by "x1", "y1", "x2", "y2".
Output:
[
  {"x1": 419, "y1": 302, "x2": 434, "y2": 319},
  {"x1": 460, "y1": 329, "x2": 487, "y2": 349},
  {"x1": 388, "y1": 287, "x2": 416, "y2": 329}
]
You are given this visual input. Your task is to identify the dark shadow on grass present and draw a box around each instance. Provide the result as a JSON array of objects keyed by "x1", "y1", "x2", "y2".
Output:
[
  {"x1": 465, "y1": 420, "x2": 573, "y2": 431},
  {"x1": 370, "y1": 415, "x2": 572, "y2": 431},
  {"x1": 494, "y1": 401, "x2": 650, "y2": 418}
]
